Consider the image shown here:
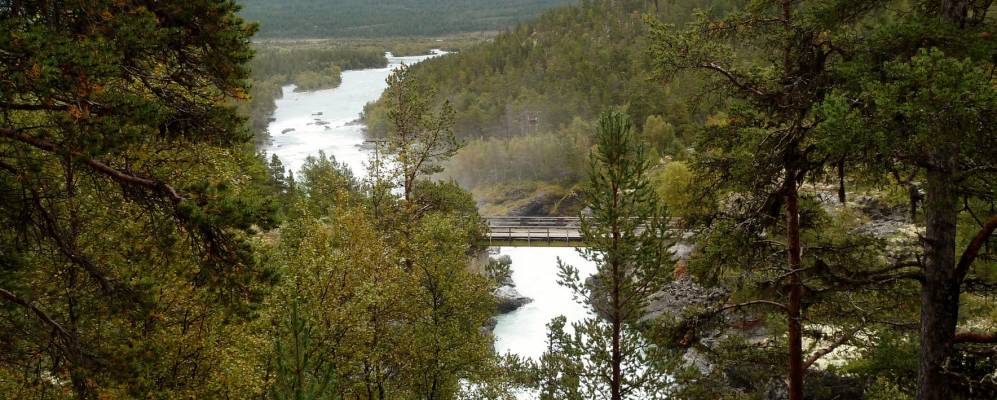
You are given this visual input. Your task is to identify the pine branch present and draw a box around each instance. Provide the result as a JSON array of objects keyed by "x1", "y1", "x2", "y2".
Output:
[
  {"x1": 0, "y1": 102, "x2": 70, "y2": 111},
  {"x1": 716, "y1": 299, "x2": 789, "y2": 314},
  {"x1": 0, "y1": 287, "x2": 72, "y2": 340},
  {"x1": 956, "y1": 214, "x2": 997, "y2": 282},
  {"x1": 0, "y1": 128, "x2": 184, "y2": 202},
  {"x1": 803, "y1": 328, "x2": 861, "y2": 370},
  {"x1": 953, "y1": 331, "x2": 997, "y2": 344},
  {"x1": 698, "y1": 62, "x2": 768, "y2": 98}
]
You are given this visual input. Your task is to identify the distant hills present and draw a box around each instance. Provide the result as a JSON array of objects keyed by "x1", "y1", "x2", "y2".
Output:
[{"x1": 237, "y1": 0, "x2": 577, "y2": 38}]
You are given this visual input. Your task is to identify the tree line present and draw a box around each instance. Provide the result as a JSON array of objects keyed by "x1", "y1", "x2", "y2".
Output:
[{"x1": 238, "y1": 0, "x2": 575, "y2": 38}]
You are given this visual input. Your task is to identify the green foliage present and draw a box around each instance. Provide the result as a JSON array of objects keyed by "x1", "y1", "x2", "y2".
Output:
[
  {"x1": 472, "y1": 181, "x2": 584, "y2": 217},
  {"x1": 239, "y1": 0, "x2": 576, "y2": 38},
  {"x1": 815, "y1": 4, "x2": 997, "y2": 397},
  {"x1": 445, "y1": 119, "x2": 592, "y2": 190},
  {"x1": 0, "y1": 1, "x2": 282, "y2": 398},
  {"x1": 251, "y1": 45, "x2": 388, "y2": 78},
  {"x1": 644, "y1": 2, "x2": 943, "y2": 398},
  {"x1": 256, "y1": 58, "x2": 507, "y2": 398},
  {"x1": 365, "y1": 0, "x2": 710, "y2": 141},
  {"x1": 359, "y1": 0, "x2": 729, "y2": 212},
  {"x1": 269, "y1": 301, "x2": 339, "y2": 400},
  {"x1": 539, "y1": 111, "x2": 676, "y2": 399},
  {"x1": 381, "y1": 64, "x2": 461, "y2": 200},
  {"x1": 297, "y1": 151, "x2": 359, "y2": 214},
  {"x1": 292, "y1": 65, "x2": 344, "y2": 92},
  {"x1": 842, "y1": 332, "x2": 918, "y2": 396},
  {"x1": 650, "y1": 161, "x2": 696, "y2": 218},
  {"x1": 642, "y1": 115, "x2": 689, "y2": 159}
]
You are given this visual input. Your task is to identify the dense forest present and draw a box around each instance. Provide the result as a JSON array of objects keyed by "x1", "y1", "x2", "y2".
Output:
[
  {"x1": 362, "y1": 0, "x2": 740, "y2": 214},
  {"x1": 2, "y1": 0, "x2": 996, "y2": 400},
  {"x1": 238, "y1": 0, "x2": 576, "y2": 37}
]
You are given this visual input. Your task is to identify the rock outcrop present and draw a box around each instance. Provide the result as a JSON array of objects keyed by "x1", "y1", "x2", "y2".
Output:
[{"x1": 495, "y1": 285, "x2": 533, "y2": 314}]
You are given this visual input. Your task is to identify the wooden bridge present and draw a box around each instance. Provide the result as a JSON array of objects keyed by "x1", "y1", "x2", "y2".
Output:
[{"x1": 485, "y1": 216, "x2": 582, "y2": 246}]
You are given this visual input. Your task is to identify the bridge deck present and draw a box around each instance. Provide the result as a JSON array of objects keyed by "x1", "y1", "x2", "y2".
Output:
[{"x1": 485, "y1": 217, "x2": 582, "y2": 245}]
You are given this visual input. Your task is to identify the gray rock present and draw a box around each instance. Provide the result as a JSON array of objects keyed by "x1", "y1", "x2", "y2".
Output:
[
  {"x1": 643, "y1": 277, "x2": 728, "y2": 322},
  {"x1": 495, "y1": 285, "x2": 533, "y2": 314},
  {"x1": 670, "y1": 242, "x2": 695, "y2": 261},
  {"x1": 682, "y1": 347, "x2": 714, "y2": 375},
  {"x1": 762, "y1": 379, "x2": 789, "y2": 400}
]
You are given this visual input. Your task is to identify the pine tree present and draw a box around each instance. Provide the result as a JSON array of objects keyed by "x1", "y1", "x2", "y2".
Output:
[
  {"x1": 647, "y1": 2, "x2": 902, "y2": 398},
  {"x1": 0, "y1": 1, "x2": 276, "y2": 397},
  {"x1": 382, "y1": 64, "x2": 460, "y2": 204},
  {"x1": 541, "y1": 110, "x2": 674, "y2": 400},
  {"x1": 270, "y1": 301, "x2": 338, "y2": 400},
  {"x1": 817, "y1": 2, "x2": 997, "y2": 397}
]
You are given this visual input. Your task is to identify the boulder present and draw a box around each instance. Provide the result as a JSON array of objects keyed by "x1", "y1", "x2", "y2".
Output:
[
  {"x1": 495, "y1": 285, "x2": 533, "y2": 314},
  {"x1": 643, "y1": 277, "x2": 728, "y2": 322}
]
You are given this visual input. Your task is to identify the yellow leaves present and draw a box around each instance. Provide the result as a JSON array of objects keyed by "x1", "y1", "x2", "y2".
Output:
[
  {"x1": 815, "y1": 31, "x2": 831, "y2": 46},
  {"x1": 231, "y1": 87, "x2": 250, "y2": 101},
  {"x1": 705, "y1": 112, "x2": 730, "y2": 127},
  {"x1": 28, "y1": 63, "x2": 41, "y2": 79}
]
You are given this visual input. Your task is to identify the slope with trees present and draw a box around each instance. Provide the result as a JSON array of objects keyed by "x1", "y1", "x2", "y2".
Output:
[
  {"x1": 361, "y1": 0, "x2": 739, "y2": 215},
  {"x1": 239, "y1": 0, "x2": 576, "y2": 38}
]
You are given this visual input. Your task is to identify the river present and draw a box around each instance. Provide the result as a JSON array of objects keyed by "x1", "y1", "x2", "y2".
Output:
[
  {"x1": 262, "y1": 51, "x2": 596, "y2": 376},
  {"x1": 265, "y1": 51, "x2": 444, "y2": 176}
]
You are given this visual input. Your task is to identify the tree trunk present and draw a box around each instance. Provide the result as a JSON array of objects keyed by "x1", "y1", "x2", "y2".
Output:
[
  {"x1": 940, "y1": 0, "x2": 970, "y2": 26},
  {"x1": 909, "y1": 183, "x2": 921, "y2": 222},
  {"x1": 785, "y1": 168, "x2": 805, "y2": 400},
  {"x1": 915, "y1": 3, "x2": 971, "y2": 398},
  {"x1": 837, "y1": 160, "x2": 847, "y2": 204},
  {"x1": 611, "y1": 303, "x2": 622, "y2": 400},
  {"x1": 610, "y1": 185, "x2": 622, "y2": 400},
  {"x1": 917, "y1": 167, "x2": 960, "y2": 400}
]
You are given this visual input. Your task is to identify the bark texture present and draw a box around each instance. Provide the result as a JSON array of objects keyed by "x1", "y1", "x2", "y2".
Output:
[
  {"x1": 917, "y1": 168, "x2": 960, "y2": 400},
  {"x1": 785, "y1": 169, "x2": 805, "y2": 400}
]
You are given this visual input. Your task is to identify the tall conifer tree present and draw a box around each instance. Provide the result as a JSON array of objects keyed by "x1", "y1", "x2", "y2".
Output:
[{"x1": 541, "y1": 110, "x2": 674, "y2": 400}]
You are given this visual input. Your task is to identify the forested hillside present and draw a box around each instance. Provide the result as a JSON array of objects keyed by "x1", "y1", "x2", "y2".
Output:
[
  {"x1": 239, "y1": 0, "x2": 576, "y2": 37},
  {"x1": 2, "y1": 1, "x2": 995, "y2": 400},
  {"x1": 363, "y1": 0, "x2": 741, "y2": 214}
]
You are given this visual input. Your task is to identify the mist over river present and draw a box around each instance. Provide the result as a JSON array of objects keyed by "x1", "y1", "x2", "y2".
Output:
[{"x1": 262, "y1": 52, "x2": 596, "y2": 375}]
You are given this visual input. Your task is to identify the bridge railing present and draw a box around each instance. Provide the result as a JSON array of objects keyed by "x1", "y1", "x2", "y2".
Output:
[
  {"x1": 484, "y1": 225, "x2": 581, "y2": 246},
  {"x1": 485, "y1": 217, "x2": 580, "y2": 226}
]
